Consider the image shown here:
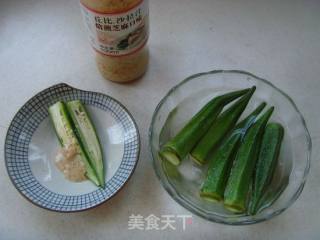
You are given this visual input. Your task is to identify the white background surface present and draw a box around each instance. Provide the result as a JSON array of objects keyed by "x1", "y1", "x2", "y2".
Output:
[{"x1": 0, "y1": 0, "x2": 320, "y2": 239}]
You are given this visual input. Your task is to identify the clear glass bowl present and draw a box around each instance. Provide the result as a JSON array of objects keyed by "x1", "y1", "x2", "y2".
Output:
[{"x1": 149, "y1": 70, "x2": 311, "y2": 225}]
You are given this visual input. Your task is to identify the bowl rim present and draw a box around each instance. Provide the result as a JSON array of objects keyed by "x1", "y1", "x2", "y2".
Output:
[
  {"x1": 149, "y1": 69, "x2": 312, "y2": 225},
  {"x1": 4, "y1": 83, "x2": 141, "y2": 213}
]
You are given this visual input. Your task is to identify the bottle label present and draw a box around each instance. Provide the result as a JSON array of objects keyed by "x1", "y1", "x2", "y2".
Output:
[{"x1": 80, "y1": 0, "x2": 149, "y2": 57}]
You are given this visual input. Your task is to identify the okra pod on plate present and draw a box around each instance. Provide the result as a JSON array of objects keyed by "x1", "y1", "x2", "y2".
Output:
[
  {"x1": 223, "y1": 107, "x2": 274, "y2": 213},
  {"x1": 66, "y1": 100, "x2": 105, "y2": 187},
  {"x1": 249, "y1": 122, "x2": 284, "y2": 215},
  {"x1": 48, "y1": 101, "x2": 100, "y2": 186},
  {"x1": 191, "y1": 87, "x2": 256, "y2": 165},
  {"x1": 200, "y1": 102, "x2": 266, "y2": 202},
  {"x1": 159, "y1": 88, "x2": 251, "y2": 166}
]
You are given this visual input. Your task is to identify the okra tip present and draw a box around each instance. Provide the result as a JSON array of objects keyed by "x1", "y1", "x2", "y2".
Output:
[
  {"x1": 216, "y1": 87, "x2": 251, "y2": 102},
  {"x1": 245, "y1": 85, "x2": 256, "y2": 98},
  {"x1": 257, "y1": 102, "x2": 267, "y2": 110},
  {"x1": 241, "y1": 86, "x2": 256, "y2": 99},
  {"x1": 258, "y1": 106, "x2": 275, "y2": 122},
  {"x1": 266, "y1": 106, "x2": 275, "y2": 116}
]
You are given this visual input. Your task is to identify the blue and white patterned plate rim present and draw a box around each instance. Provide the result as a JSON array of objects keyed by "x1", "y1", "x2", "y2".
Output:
[{"x1": 4, "y1": 83, "x2": 140, "y2": 212}]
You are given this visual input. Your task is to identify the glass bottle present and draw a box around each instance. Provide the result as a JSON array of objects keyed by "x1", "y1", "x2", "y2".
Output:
[{"x1": 80, "y1": 0, "x2": 149, "y2": 83}]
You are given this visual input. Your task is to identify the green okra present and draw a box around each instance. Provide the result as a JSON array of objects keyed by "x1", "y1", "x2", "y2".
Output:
[
  {"x1": 191, "y1": 87, "x2": 256, "y2": 165},
  {"x1": 200, "y1": 134, "x2": 241, "y2": 202},
  {"x1": 66, "y1": 100, "x2": 105, "y2": 187},
  {"x1": 224, "y1": 107, "x2": 274, "y2": 213},
  {"x1": 159, "y1": 88, "x2": 251, "y2": 166},
  {"x1": 200, "y1": 102, "x2": 267, "y2": 202},
  {"x1": 249, "y1": 122, "x2": 284, "y2": 215},
  {"x1": 48, "y1": 101, "x2": 100, "y2": 186}
]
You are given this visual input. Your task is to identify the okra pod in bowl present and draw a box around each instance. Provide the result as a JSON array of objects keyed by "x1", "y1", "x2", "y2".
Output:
[{"x1": 149, "y1": 70, "x2": 311, "y2": 225}]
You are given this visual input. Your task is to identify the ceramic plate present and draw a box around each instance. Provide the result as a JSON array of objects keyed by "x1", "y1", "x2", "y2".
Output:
[{"x1": 5, "y1": 83, "x2": 140, "y2": 212}]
